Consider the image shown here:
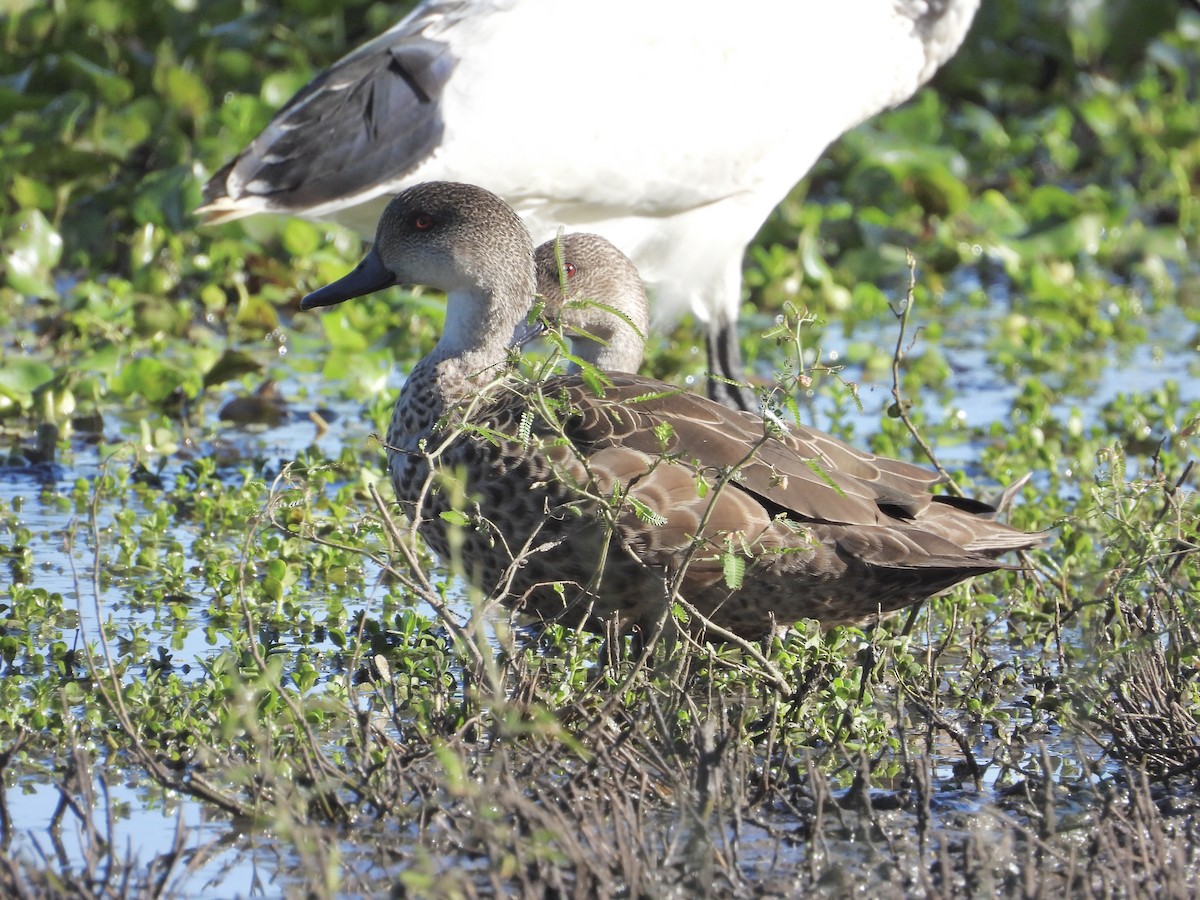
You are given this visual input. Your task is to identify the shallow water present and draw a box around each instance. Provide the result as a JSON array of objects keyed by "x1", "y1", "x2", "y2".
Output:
[
  {"x1": 4, "y1": 281, "x2": 1194, "y2": 663},
  {"x1": 1, "y1": 265, "x2": 1197, "y2": 892}
]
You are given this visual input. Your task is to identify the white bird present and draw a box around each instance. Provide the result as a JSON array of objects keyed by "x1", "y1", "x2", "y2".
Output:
[{"x1": 202, "y1": 0, "x2": 980, "y2": 409}]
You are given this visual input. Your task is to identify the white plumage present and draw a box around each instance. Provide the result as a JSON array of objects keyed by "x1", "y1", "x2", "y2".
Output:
[{"x1": 202, "y1": 0, "x2": 979, "y2": 407}]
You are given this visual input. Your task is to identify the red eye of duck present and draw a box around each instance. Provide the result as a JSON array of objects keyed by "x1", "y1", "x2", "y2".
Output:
[
  {"x1": 564, "y1": 262, "x2": 577, "y2": 278},
  {"x1": 413, "y1": 213, "x2": 434, "y2": 231}
]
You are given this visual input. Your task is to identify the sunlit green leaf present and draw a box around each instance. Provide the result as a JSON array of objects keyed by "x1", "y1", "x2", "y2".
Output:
[
  {"x1": 722, "y1": 551, "x2": 745, "y2": 591},
  {"x1": 4, "y1": 209, "x2": 62, "y2": 297},
  {"x1": 0, "y1": 360, "x2": 55, "y2": 407},
  {"x1": 112, "y1": 357, "x2": 188, "y2": 404}
]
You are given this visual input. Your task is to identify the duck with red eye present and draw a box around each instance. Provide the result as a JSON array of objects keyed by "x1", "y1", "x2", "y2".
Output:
[{"x1": 533, "y1": 233, "x2": 649, "y2": 375}]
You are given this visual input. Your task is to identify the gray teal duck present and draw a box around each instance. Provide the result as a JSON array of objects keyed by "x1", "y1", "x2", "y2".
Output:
[
  {"x1": 302, "y1": 182, "x2": 1044, "y2": 640},
  {"x1": 533, "y1": 233, "x2": 649, "y2": 374}
]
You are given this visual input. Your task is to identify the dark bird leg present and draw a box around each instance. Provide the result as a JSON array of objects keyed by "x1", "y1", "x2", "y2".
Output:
[{"x1": 705, "y1": 319, "x2": 758, "y2": 412}]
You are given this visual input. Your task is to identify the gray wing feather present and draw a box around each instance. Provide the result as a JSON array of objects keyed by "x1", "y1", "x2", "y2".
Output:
[{"x1": 204, "y1": 36, "x2": 454, "y2": 211}]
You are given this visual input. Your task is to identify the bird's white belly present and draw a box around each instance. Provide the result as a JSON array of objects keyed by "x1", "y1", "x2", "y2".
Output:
[{"x1": 314, "y1": 0, "x2": 976, "y2": 326}]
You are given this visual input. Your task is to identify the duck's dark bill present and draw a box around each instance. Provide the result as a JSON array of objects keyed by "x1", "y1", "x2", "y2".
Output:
[
  {"x1": 512, "y1": 314, "x2": 548, "y2": 349},
  {"x1": 300, "y1": 250, "x2": 395, "y2": 310}
]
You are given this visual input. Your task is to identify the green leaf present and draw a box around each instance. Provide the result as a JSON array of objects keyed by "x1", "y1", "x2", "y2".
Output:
[
  {"x1": 439, "y1": 510, "x2": 470, "y2": 527},
  {"x1": 62, "y1": 51, "x2": 133, "y2": 105},
  {"x1": 0, "y1": 360, "x2": 55, "y2": 408},
  {"x1": 282, "y1": 219, "x2": 321, "y2": 257},
  {"x1": 112, "y1": 357, "x2": 187, "y2": 404},
  {"x1": 317, "y1": 311, "x2": 371, "y2": 353},
  {"x1": 159, "y1": 65, "x2": 210, "y2": 121},
  {"x1": 131, "y1": 165, "x2": 197, "y2": 231},
  {"x1": 626, "y1": 497, "x2": 667, "y2": 527},
  {"x1": 652, "y1": 421, "x2": 675, "y2": 450},
  {"x1": 9, "y1": 174, "x2": 55, "y2": 211},
  {"x1": 4, "y1": 209, "x2": 62, "y2": 296},
  {"x1": 261, "y1": 70, "x2": 312, "y2": 108},
  {"x1": 722, "y1": 551, "x2": 745, "y2": 591},
  {"x1": 517, "y1": 407, "x2": 534, "y2": 442}
]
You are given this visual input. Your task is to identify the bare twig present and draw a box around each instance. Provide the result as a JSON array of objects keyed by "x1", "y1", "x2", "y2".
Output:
[{"x1": 890, "y1": 251, "x2": 963, "y2": 496}]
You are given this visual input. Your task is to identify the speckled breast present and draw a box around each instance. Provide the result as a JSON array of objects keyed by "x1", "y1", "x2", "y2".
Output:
[{"x1": 387, "y1": 424, "x2": 671, "y2": 632}]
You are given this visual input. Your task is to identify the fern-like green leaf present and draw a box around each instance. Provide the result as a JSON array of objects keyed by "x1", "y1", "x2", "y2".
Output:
[
  {"x1": 653, "y1": 421, "x2": 675, "y2": 451},
  {"x1": 627, "y1": 497, "x2": 667, "y2": 526},
  {"x1": 722, "y1": 550, "x2": 746, "y2": 590}
]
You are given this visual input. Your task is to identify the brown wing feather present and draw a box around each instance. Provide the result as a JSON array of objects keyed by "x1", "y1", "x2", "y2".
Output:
[
  {"x1": 459, "y1": 369, "x2": 1045, "y2": 636},
  {"x1": 556, "y1": 375, "x2": 946, "y2": 528}
]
